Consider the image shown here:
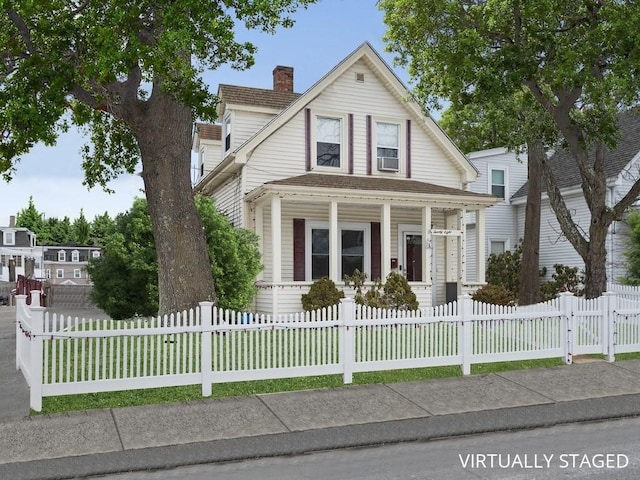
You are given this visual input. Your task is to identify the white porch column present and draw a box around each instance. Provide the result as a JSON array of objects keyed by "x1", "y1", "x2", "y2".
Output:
[
  {"x1": 329, "y1": 201, "x2": 339, "y2": 282},
  {"x1": 271, "y1": 196, "x2": 281, "y2": 318},
  {"x1": 458, "y1": 209, "x2": 466, "y2": 284},
  {"x1": 476, "y1": 208, "x2": 486, "y2": 283},
  {"x1": 445, "y1": 212, "x2": 458, "y2": 283},
  {"x1": 381, "y1": 202, "x2": 391, "y2": 279},
  {"x1": 422, "y1": 206, "x2": 432, "y2": 283},
  {"x1": 271, "y1": 196, "x2": 282, "y2": 283},
  {"x1": 255, "y1": 203, "x2": 264, "y2": 281}
]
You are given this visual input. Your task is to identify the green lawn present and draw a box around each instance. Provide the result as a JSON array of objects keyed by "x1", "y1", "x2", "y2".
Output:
[{"x1": 37, "y1": 357, "x2": 565, "y2": 414}]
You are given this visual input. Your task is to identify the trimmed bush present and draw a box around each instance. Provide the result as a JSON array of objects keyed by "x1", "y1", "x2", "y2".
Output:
[
  {"x1": 472, "y1": 284, "x2": 516, "y2": 306},
  {"x1": 301, "y1": 277, "x2": 345, "y2": 311}
]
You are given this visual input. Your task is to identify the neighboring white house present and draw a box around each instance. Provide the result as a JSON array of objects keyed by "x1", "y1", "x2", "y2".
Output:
[
  {"x1": 0, "y1": 216, "x2": 44, "y2": 282},
  {"x1": 194, "y1": 42, "x2": 499, "y2": 315},
  {"x1": 467, "y1": 108, "x2": 640, "y2": 284},
  {"x1": 465, "y1": 148, "x2": 528, "y2": 282}
]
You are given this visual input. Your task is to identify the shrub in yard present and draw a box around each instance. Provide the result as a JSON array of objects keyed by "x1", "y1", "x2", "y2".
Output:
[
  {"x1": 382, "y1": 271, "x2": 419, "y2": 310},
  {"x1": 485, "y1": 243, "x2": 522, "y2": 298},
  {"x1": 343, "y1": 269, "x2": 368, "y2": 305},
  {"x1": 301, "y1": 277, "x2": 345, "y2": 311},
  {"x1": 540, "y1": 264, "x2": 584, "y2": 300},
  {"x1": 471, "y1": 284, "x2": 516, "y2": 306}
]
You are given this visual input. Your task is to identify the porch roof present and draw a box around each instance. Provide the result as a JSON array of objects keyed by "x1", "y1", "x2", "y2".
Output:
[{"x1": 246, "y1": 173, "x2": 498, "y2": 207}]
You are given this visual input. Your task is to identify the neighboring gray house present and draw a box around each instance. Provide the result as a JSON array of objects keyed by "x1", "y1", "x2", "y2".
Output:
[
  {"x1": 42, "y1": 245, "x2": 101, "y2": 286},
  {"x1": 468, "y1": 108, "x2": 640, "y2": 284},
  {"x1": 0, "y1": 216, "x2": 44, "y2": 282}
]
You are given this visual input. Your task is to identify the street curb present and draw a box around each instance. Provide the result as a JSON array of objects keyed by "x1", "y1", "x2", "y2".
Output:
[{"x1": 2, "y1": 393, "x2": 640, "y2": 480}]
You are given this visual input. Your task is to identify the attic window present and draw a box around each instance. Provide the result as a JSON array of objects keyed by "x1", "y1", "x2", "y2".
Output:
[{"x1": 355, "y1": 72, "x2": 365, "y2": 82}]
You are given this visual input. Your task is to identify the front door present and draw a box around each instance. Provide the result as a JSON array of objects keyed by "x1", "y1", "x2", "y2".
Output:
[{"x1": 404, "y1": 234, "x2": 422, "y2": 281}]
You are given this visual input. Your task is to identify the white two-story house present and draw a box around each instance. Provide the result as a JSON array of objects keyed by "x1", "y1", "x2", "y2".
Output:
[
  {"x1": 0, "y1": 216, "x2": 44, "y2": 282},
  {"x1": 465, "y1": 108, "x2": 640, "y2": 285},
  {"x1": 194, "y1": 43, "x2": 498, "y2": 315}
]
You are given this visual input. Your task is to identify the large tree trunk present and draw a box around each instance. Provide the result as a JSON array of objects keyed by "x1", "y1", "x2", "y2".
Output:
[
  {"x1": 132, "y1": 91, "x2": 216, "y2": 315},
  {"x1": 584, "y1": 211, "x2": 609, "y2": 299},
  {"x1": 518, "y1": 140, "x2": 543, "y2": 305}
]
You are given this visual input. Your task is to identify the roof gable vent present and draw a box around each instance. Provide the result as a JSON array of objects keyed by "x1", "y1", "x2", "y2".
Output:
[{"x1": 355, "y1": 72, "x2": 365, "y2": 82}]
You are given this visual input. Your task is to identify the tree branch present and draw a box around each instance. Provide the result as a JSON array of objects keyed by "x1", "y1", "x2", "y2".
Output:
[{"x1": 7, "y1": 9, "x2": 34, "y2": 54}]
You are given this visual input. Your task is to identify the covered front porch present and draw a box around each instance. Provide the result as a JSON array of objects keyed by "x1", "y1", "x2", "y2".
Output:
[{"x1": 245, "y1": 174, "x2": 497, "y2": 315}]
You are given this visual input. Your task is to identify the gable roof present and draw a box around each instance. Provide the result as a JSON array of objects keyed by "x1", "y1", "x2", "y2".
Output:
[
  {"x1": 197, "y1": 42, "x2": 479, "y2": 193},
  {"x1": 513, "y1": 109, "x2": 640, "y2": 199},
  {"x1": 218, "y1": 84, "x2": 301, "y2": 111}
]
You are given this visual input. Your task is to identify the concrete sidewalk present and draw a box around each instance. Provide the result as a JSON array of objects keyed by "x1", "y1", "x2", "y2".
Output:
[{"x1": 2, "y1": 305, "x2": 640, "y2": 479}]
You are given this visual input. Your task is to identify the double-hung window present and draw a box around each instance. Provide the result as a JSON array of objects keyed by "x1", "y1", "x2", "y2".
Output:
[
  {"x1": 307, "y1": 222, "x2": 369, "y2": 280},
  {"x1": 376, "y1": 122, "x2": 400, "y2": 171},
  {"x1": 71, "y1": 250, "x2": 79, "y2": 262},
  {"x1": 316, "y1": 116, "x2": 342, "y2": 168},
  {"x1": 58, "y1": 250, "x2": 66, "y2": 262},
  {"x1": 223, "y1": 115, "x2": 231, "y2": 152},
  {"x1": 3, "y1": 231, "x2": 15, "y2": 245},
  {"x1": 491, "y1": 168, "x2": 506, "y2": 200}
]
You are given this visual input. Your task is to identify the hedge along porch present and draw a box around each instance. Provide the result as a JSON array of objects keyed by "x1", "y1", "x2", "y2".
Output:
[
  {"x1": 245, "y1": 174, "x2": 497, "y2": 316},
  {"x1": 17, "y1": 289, "x2": 640, "y2": 412}
]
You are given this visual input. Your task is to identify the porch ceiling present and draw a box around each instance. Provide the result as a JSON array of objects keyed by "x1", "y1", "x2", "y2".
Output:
[{"x1": 246, "y1": 173, "x2": 498, "y2": 208}]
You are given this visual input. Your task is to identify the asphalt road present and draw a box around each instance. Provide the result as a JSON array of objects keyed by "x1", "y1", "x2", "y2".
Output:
[{"x1": 88, "y1": 416, "x2": 640, "y2": 480}]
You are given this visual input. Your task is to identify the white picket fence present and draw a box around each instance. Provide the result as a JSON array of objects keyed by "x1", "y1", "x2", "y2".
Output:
[{"x1": 15, "y1": 289, "x2": 640, "y2": 411}]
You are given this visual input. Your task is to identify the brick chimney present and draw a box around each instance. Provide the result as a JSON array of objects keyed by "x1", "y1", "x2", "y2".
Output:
[
  {"x1": 273, "y1": 66, "x2": 294, "y2": 93},
  {"x1": 9, "y1": 215, "x2": 15, "y2": 227}
]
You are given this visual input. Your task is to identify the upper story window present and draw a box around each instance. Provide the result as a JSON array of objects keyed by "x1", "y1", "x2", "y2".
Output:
[
  {"x1": 316, "y1": 116, "x2": 342, "y2": 168},
  {"x1": 74, "y1": 269, "x2": 82, "y2": 279},
  {"x1": 58, "y1": 250, "x2": 66, "y2": 262},
  {"x1": 223, "y1": 115, "x2": 232, "y2": 152},
  {"x1": 71, "y1": 250, "x2": 79, "y2": 262},
  {"x1": 3, "y1": 230, "x2": 15, "y2": 245},
  {"x1": 92, "y1": 250, "x2": 100, "y2": 258},
  {"x1": 56, "y1": 269, "x2": 64, "y2": 278},
  {"x1": 376, "y1": 122, "x2": 400, "y2": 172},
  {"x1": 490, "y1": 168, "x2": 506, "y2": 200}
]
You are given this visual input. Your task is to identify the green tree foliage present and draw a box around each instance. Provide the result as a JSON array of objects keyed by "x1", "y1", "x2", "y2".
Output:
[
  {"x1": 87, "y1": 199, "x2": 159, "y2": 319},
  {"x1": 15, "y1": 196, "x2": 44, "y2": 237},
  {"x1": 621, "y1": 211, "x2": 640, "y2": 286},
  {"x1": 72, "y1": 209, "x2": 91, "y2": 245},
  {"x1": 87, "y1": 197, "x2": 262, "y2": 319},
  {"x1": 90, "y1": 212, "x2": 117, "y2": 244},
  {"x1": 195, "y1": 196, "x2": 262, "y2": 312},
  {"x1": 381, "y1": 0, "x2": 640, "y2": 298},
  {"x1": 1, "y1": 0, "x2": 317, "y2": 314}
]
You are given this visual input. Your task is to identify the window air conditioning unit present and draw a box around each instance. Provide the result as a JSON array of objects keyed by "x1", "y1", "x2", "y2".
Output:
[{"x1": 378, "y1": 156, "x2": 399, "y2": 172}]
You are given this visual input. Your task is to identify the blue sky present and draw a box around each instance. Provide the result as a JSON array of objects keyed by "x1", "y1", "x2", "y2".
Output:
[{"x1": 0, "y1": 0, "x2": 415, "y2": 224}]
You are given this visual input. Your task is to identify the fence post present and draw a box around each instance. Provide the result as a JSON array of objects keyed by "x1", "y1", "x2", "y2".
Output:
[
  {"x1": 340, "y1": 298, "x2": 355, "y2": 384},
  {"x1": 604, "y1": 291, "x2": 616, "y2": 362},
  {"x1": 29, "y1": 304, "x2": 45, "y2": 412},
  {"x1": 559, "y1": 292, "x2": 574, "y2": 365},
  {"x1": 30, "y1": 289, "x2": 41, "y2": 307},
  {"x1": 15, "y1": 294, "x2": 27, "y2": 370},
  {"x1": 200, "y1": 301, "x2": 214, "y2": 397},
  {"x1": 459, "y1": 294, "x2": 473, "y2": 375}
]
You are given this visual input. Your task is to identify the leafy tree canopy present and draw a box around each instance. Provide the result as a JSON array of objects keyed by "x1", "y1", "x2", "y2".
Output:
[
  {"x1": 381, "y1": 0, "x2": 640, "y2": 298},
  {"x1": 87, "y1": 196, "x2": 262, "y2": 319}
]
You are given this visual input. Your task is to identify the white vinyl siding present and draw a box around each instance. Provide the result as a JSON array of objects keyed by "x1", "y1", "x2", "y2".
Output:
[
  {"x1": 242, "y1": 59, "x2": 463, "y2": 196},
  {"x1": 212, "y1": 172, "x2": 243, "y2": 227}
]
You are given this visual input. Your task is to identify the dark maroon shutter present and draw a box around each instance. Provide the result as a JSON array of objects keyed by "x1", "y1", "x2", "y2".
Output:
[
  {"x1": 371, "y1": 222, "x2": 381, "y2": 280},
  {"x1": 348, "y1": 113, "x2": 354, "y2": 174},
  {"x1": 293, "y1": 218, "x2": 306, "y2": 281},
  {"x1": 305, "y1": 109, "x2": 311, "y2": 171},
  {"x1": 366, "y1": 115, "x2": 372, "y2": 175},
  {"x1": 406, "y1": 119, "x2": 412, "y2": 178}
]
